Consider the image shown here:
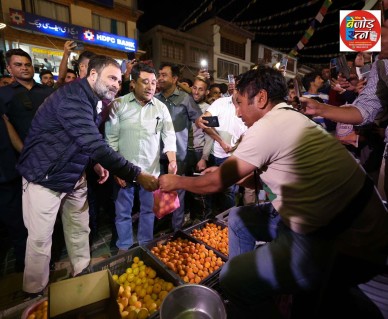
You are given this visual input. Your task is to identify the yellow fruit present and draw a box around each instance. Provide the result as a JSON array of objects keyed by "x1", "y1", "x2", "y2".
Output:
[
  {"x1": 137, "y1": 308, "x2": 149, "y2": 319},
  {"x1": 121, "y1": 310, "x2": 129, "y2": 318},
  {"x1": 148, "y1": 270, "x2": 156, "y2": 279},
  {"x1": 118, "y1": 285, "x2": 125, "y2": 296},
  {"x1": 112, "y1": 274, "x2": 119, "y2": 281},
  {"x1": 127, "y1": 310, "x2": 137, "y2": 319},
  {"x1": 133, "y1": 256, "x2": 140, "y2": 264},
  {"x1": 119, "y1": 274, "x2": 127, "y2": 284},
  {"x1": 165, "y1": 282, "x2": 174, "y2": 291},
  {"x1": 126, "y1": 267, "x2": 133, "y2": 274},
  {"x1": 159, "y1": 290, "x2": 168, "y2": 301}
]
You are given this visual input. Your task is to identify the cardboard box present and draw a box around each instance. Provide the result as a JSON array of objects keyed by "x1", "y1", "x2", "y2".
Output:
[{"x1": 48, "y1": 270, "x2": 120, "y2": 318}]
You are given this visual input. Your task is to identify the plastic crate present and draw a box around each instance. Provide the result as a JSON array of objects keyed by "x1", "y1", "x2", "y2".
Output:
[
  {"x1": 215, "y1": 208, "x2": 231, "y2": 225},
  {"x1": 183, "y1": 219, "x2": 229, "y2": 260},
  {"x1": 145, "y1": 230, "x2": 227, "y2": 286},
  {"x1": 91, "y1": 246, "x2": 181, "y2": 285},
  {"x1": 90, "y1": 246, "x2": 182, "y2": 319}
]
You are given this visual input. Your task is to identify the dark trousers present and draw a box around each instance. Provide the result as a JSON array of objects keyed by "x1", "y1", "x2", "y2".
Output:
[{"x1": 0, "y1": 177, "x2": 27, "y2": 272}]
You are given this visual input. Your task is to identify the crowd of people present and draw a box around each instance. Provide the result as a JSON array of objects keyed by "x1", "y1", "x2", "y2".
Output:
[{"x1": 0, "y1": 9, "x2": 388, "y2": 317}]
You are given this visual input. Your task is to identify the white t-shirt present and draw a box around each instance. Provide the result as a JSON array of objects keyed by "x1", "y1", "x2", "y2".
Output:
[
  {"x1": 234, "y1": 102, "x2": 365, "y2": 233},
  {"x1": 207, "y1": 96, "x2": 247, "y2": 158}
]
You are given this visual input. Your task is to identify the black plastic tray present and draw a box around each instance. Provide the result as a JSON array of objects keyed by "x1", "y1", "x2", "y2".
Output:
[
  {"x1": 144, "y1": 230, "x2": 226, "y2": 286},
  {"x1": 214, "y1": 208, "x2": 231, "y2": 225},
  {"x1": 90, "y1": 246, "x2": 182, "y2": 319},
  {"x1": 183, "y1": 219, "x2": 229, "y2": 260}
]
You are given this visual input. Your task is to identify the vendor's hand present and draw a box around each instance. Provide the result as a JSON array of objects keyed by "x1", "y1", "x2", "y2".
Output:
[
  {"x1": 94, "y1": 163, "x2": 109, "y2": 184},
  {"x1": 196, "y1": 159, "x2": 207, "y2": 172},
  {"x1": 136, "y1": 171, "x2": 159, "y2": 191},
  {"x1": 114, "y1": 175, "x2": 126, "y2": 188},
  {"x1": 159, "y1": 174, "x2": 181, "y2": 192},
  {"x1": 168, "y1": 160, "x2": 178, "y2": 175}
]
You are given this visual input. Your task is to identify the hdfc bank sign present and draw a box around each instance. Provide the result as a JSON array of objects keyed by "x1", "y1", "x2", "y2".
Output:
[{"x1": 340, "y1": 10, "x2": 381, "y2": 52}]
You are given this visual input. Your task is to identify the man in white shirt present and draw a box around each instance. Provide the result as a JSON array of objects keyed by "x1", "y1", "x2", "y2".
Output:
[
  {"x1": 105, "y1": 63, "x2": 177, "y2": 253},
  {"x1": 201, "y1": 93, "x2": 247, "y2": 212}
]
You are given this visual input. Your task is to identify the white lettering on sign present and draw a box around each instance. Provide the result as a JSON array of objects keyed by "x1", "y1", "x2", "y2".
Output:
[
  {"x1": 117, "y1": 39, "x2": 135, "y2": 49},
  {"x1": 96, "y1": 34, "x2": 116, "y2": 43}
]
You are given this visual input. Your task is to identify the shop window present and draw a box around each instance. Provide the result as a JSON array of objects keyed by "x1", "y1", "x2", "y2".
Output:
[
  {"x1": 190, "y1": 47, "x2": 208, "y2": 64},
  {"x1": 263, "y1": 47, "x2": 272, "y2": 63},
  {"x1": 92, "y1": 14, "x2": 126, "y2": 37},
  {"x1": 217, "y1": 58, "x2": 239, "y2": 80},
  {"x1": 161, "y1": 39, "x2": 184, "y2": 62},
  {"x1": 33, "y1": 0, "x2": 70, "y2": 23},
  {"x1": 220, "y1": 37, "x2": 245, "y2": 60}
]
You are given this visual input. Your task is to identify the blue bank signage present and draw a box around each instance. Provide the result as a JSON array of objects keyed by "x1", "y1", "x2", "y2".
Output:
[{"x1": 9, "y1": 8, "x2": 136, "y2": 52}]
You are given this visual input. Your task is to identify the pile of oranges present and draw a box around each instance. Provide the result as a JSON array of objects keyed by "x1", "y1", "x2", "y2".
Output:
[
  {"x1": 26, "y1": 299, "x2": 48, "y2": 319},
  {"x1": 190, "y1": 223, "x2": 229, "y2": 256},
  {"x1": 150, "y1": 237, "x2": 224, "y2": 284},
  {"x1": 112, "y1": 256, "x2": 175, "y2": 319}
]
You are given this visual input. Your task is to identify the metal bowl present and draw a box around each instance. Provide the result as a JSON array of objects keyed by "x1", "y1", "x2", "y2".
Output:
[{"x1": 160, "y1": 284, "x2": 226, "y2": 319}]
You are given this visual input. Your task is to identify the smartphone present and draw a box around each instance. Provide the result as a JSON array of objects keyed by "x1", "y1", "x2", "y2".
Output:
[
  {"x1": 202, "y1": 116, "x2": 219, "y2": 127},
  {"x1": 73, "y1": 42, "x2": 85, "y2": 51},
  {"x1": 330, "y1": 58, "x2": 339, "y2": 79},
  {"x1": 227, "y1": 74, "x2": 235, "y2": 84},
  {"x1": 200, "y1": 59, "x2": 208, "y2": 72},
  {"x1": 127, "y1": 51, "x2": 136, "y2": 61},
  {"x1": 337, "y1": 54, "x2": 351, "y2": 80},
  {"x1": 279, "y1": 57, "x2": 288, "y2": 75},
  {"x1": 291, "y1": 76, "x2": 305, "y2": 111}
]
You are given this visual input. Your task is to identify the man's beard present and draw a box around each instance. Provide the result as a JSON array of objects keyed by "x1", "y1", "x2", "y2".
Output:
[{"x1": 94, "y1": 76, "x2": 117, "y2": 101}]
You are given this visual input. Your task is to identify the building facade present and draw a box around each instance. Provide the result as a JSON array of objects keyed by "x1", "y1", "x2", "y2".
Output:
[
  {"x1": 140, "y1": 25, "x2": 213, "y2": 80},
  {"x1": 1, "y1": 0, "x2": 142, "y2": 77},
  {"x1": 187, "y1": 17, "x2": 254, "y2": 83}
]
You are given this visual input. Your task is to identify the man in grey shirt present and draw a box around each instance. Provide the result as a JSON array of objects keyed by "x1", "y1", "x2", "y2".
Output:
[{"x1": 155, "y1": 62, "x2": 202, "y2": 230}]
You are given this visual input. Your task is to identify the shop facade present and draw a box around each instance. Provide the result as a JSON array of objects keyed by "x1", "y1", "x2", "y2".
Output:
[{"x1": 2, "y1": 3, "x2": 139, "y2": 81}]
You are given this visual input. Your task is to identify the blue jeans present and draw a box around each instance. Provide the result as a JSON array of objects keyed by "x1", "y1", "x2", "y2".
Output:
[
  {"x1": 220, "y1": 203, "x2": 387, "y2": 318},
  {"x1": 209, "y1": 154, "x2": 237, "y2": 212},
  {"x1": 114, "y1": 183, "x2": 154, "y2": 250},
  {"x1": 220, "y1": 203, "x2": 337, "y2": 314}
]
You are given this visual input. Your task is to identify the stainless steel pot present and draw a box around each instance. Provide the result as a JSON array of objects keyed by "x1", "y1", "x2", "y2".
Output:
[{"x1": 160, "y1": 284, "x2": 227, "y2": 319}]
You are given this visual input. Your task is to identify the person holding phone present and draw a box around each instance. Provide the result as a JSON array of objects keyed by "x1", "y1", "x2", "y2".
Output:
[
  {"x1": 56, "y1": 40, "x2": 95, "y2": 87},
  {"x1": 199, "y1": 85, "x2": 247, "y2": 214}
]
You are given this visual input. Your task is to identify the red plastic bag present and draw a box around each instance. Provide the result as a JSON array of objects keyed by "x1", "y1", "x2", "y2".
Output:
[{"x1": 152, "y1": 189, "x2": 180, "y2": 219}]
